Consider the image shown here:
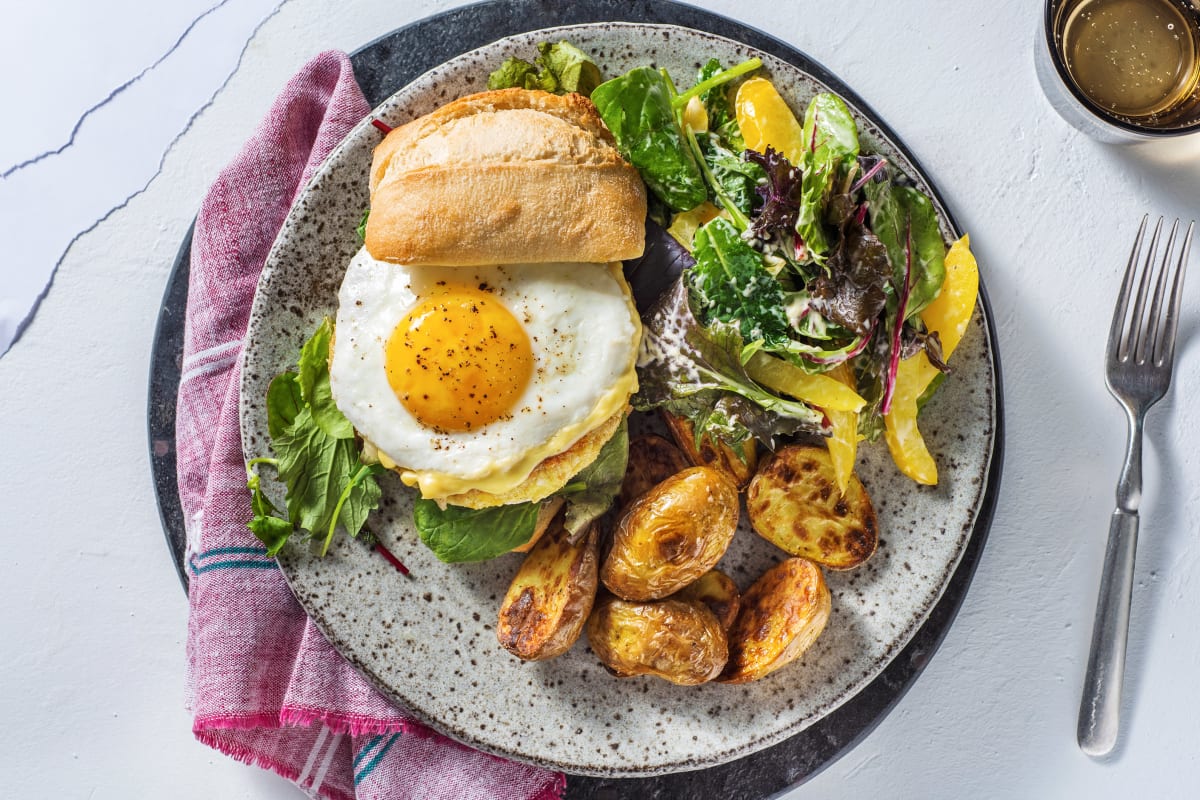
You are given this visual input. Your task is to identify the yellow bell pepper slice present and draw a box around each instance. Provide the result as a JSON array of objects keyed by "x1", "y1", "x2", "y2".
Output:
[
  {"x1": 667, "y1": 201, "x2": 726, "y2": 251},
  {"x1": 735, "y1": 78, "x2": 806, "y2": 164},
  {"x1": 883, "y1": 235, "x2": 979, "y2": 485},
  {"x1": 825, "y1": 363, "x2": 861, "y2": 495},
  {"x1": 746, "y1": 352, "x2": 866, "y2": 412}
]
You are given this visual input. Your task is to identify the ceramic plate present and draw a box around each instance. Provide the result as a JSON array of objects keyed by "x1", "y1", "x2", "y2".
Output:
[{"x1": 239, "y1": 22, "x2": 998, "y2": 777}]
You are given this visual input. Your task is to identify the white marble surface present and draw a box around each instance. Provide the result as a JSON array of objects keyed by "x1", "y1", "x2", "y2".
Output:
[{"x1": 2, "y1": 1, "x2": 1198, "y2": 797}]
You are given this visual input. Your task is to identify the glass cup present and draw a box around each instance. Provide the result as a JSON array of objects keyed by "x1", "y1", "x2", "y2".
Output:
[{"x1": 1036, "y1": 0, "x2": 1200, "y2": 142}]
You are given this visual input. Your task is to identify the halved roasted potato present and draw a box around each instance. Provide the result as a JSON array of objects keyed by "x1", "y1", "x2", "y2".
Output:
[
  {"x1": 672, "y1": 569, "x2": 740, "y2": 630},
  {"x1": 587, "y1": 594, "x2": 728, "y2": 685},
  {"x1": 719, "y1": 557, "x2": 831, "y2": 683},
  {"x1": 746, "y1": 445, "x2": 878, "y2": 569},
  {"x1": 618, "y1": 434, "x2": 691, "y2": 508},
  {"x1": 601, "y1": 466, "x2": 739, "y2": 601},
  {"x1": 662, "y1": 411, "x2": 757, "y2": 489},
  {"x1": 497, "y1": 518, "x2": 599, "y2": 661},
  {"x1": 511, "y1": 496, "x2": 566, "y2": 554}
]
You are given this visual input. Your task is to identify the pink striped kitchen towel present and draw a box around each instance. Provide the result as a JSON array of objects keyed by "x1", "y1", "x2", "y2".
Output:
[{"x1": 175, "y1": 50, "x2": 565, "y2": 800}]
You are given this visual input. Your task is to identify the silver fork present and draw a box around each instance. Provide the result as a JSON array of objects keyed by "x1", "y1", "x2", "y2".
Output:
[{"x1": 1078, "y1": 215, "x2": 1193, "y2": 757}]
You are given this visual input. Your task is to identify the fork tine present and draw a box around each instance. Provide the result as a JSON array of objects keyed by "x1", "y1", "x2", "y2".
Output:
[
  {"x1": 1123, "y1": 217, "x2": 1163, "y2": 363},
  {"x1": 1110, "y1": 216, "x2": 1149, "y2": 361},
  {"x1": 1138, "y1": 219, "x2": 1179, "y2": 364},
  {"x1": 1154, "y1": 220, "x2": 1193, "y2": 367}
]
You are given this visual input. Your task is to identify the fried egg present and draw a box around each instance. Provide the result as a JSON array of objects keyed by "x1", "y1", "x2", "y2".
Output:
[{"x1": 329, "y1": 247, "x2": 641, "y2": 501}]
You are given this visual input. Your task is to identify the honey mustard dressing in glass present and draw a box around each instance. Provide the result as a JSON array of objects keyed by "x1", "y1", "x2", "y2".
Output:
[{"x1": 1057, "y1": 0, "x2": 1200, "y2": 120}]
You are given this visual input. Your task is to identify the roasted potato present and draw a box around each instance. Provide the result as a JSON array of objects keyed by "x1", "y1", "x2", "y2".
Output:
[
  {"x1": 746, "y1": 445, "x2": 878, "y2": 569},
  {"x1": 618, "y1": 435, "x2": 691, "y2": 508},
  {"x1": 511, "y1": 496, "x2": 566, "y2": 554},
  {"x1": 497, "y1": 519, "x2": 598, "y2": 661},
  {"x1": 719, "y1": 557, "x2": 831, "y2": 684},
  {"x1": 601, "y1": 466, "x2": 738, "y2": 601},
  {"x1": 661, "y1": 411, "x2": 757, "y2": 489},
  {"x1": 672, "y1": 569, "x2": 740, "y2": 630},
  {"x1": 587, "y1": 595, "x2": 728, "y2": 685}
]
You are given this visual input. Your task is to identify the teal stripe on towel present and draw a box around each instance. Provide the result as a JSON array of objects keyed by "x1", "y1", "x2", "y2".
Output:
[
  {"x1": 195, "y1": 546, "x2": 270, "y2": 560},
  {"x1": 352, "y1": 734, "x2": 386, "y2": 769},
  {"x1": 355, "y1": 733, "x2": 401, "y2": 785},
  {"x1": 190, "y1": 559, "x2": 279, "y2": 576}
]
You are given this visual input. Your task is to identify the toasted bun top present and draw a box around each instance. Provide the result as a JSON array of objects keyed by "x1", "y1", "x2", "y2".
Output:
[{"x1": 365, "y1": 89, "x2": 647, "y2": 266}]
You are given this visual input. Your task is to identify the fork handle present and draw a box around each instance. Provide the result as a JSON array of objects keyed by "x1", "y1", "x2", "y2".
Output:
[{"x1": 1078, "y1": 508, "x2": 1139, "y2": 757}]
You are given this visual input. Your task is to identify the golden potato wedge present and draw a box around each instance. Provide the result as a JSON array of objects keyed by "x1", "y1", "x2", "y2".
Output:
[
  {"x1": 601, "y1": 466, "x2": 739, "y2": 601},
  {"x1": 587, "y1": 595, "x2": 728, "y2": 685},
  {"x1": 497, "y1": 519, "x2": 599, "y2": 661},
  {"x1": 672, "y1": 569, "x2": 741, "y2": 630},
  {"x1": 719, "y1": 557, "x2": 831, "y2": 683},
  {"x1": 746, "y1": 445, "x2": 878, "y2": 569},
  {"x1": 510, "y1": 496, "x2": 566, "y2": 554},
  {"x1": 618, "y1": 435, "x2": 691, "y2": 508},
  {"x1": 662, "y1": 411, "x2": 757, "y2": 489}
]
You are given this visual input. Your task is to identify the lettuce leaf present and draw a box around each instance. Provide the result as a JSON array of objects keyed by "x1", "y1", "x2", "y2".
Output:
[
  {"x1": 635, "y1": 279, "x2": 825, "y2": 451},
  {"x1": 865, "y1": 178, "x2": 946, "y2": 320},
  {"x1": 487, "y1": 41, "x2": 602, "y2": 96}
]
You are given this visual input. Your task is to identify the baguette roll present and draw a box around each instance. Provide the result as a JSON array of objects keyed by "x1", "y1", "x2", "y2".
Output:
[{"x1": 366, "y1": 89, "x2": 647, "y2": 266}]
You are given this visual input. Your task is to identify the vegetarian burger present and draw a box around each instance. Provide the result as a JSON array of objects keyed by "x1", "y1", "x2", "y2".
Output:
[{"x1": 328, "y1": 89, "x2": 647, "y2": 528}]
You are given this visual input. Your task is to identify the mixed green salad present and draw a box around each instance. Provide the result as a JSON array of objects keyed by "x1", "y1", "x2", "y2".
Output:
[
  {"x1": 492, "y1": 41, "x2": 976, "y2": 493},
  {"x1": 244, "y1": 41, "x2": 979, "y2": 564}
]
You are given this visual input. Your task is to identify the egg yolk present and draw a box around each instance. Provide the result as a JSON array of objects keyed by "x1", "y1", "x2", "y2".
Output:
[{"x1": 385, "y1": 287, "x2": 533, "y2": 432}]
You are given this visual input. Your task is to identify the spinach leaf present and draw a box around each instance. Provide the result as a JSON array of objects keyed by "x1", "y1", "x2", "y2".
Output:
[
  {"x1": 591, "y1": 66, "x2": 707, "y2": 211},
  {"x1": 297, "y1": 318, "x2": 354, "y2": 440},
  {"x1": 412, "y1": 500, "x2": 540, "y2": 563},
  {"x1": 486, "y1": 41, "x2": 602, "y2": 95},
  {"x1": 561, "y1": 417, "x2": 629, "y2": 536},
  {"x1": 635, "y1": 279, "x2": 825, "y2": 450},
  {"x1": 865, "y1": 180, "x2": 946, "y2": 319},
  {"x1": 689, "y1": 218, "x2": 790, "y2": 348}
]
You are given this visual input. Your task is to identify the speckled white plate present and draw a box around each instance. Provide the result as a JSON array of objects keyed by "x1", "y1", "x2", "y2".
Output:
[{"x1": 239, "y1": 23, "x2": 998, "y2": 777}]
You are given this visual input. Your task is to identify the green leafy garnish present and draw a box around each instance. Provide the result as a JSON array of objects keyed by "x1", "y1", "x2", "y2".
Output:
[
  {"x1": 487, "y1": 41, "x2": 602, "y2": 96},
  {"x1": 413, "y1": 500, "x2": 541, "y2": 563},
  {"x1": 355, "y1": 209, "x2": 369, "y2": 241},
  {"x1": 246, "y1": 318, "x2": 384, "y2": 557},
  {"x1": 591, "y1": 66, "x2": 707, "y2": 212}
]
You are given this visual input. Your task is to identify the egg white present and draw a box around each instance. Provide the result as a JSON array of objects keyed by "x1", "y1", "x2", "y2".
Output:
[{"x1": 329, "y1": 247, "x2": 641, "y2": 499}]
